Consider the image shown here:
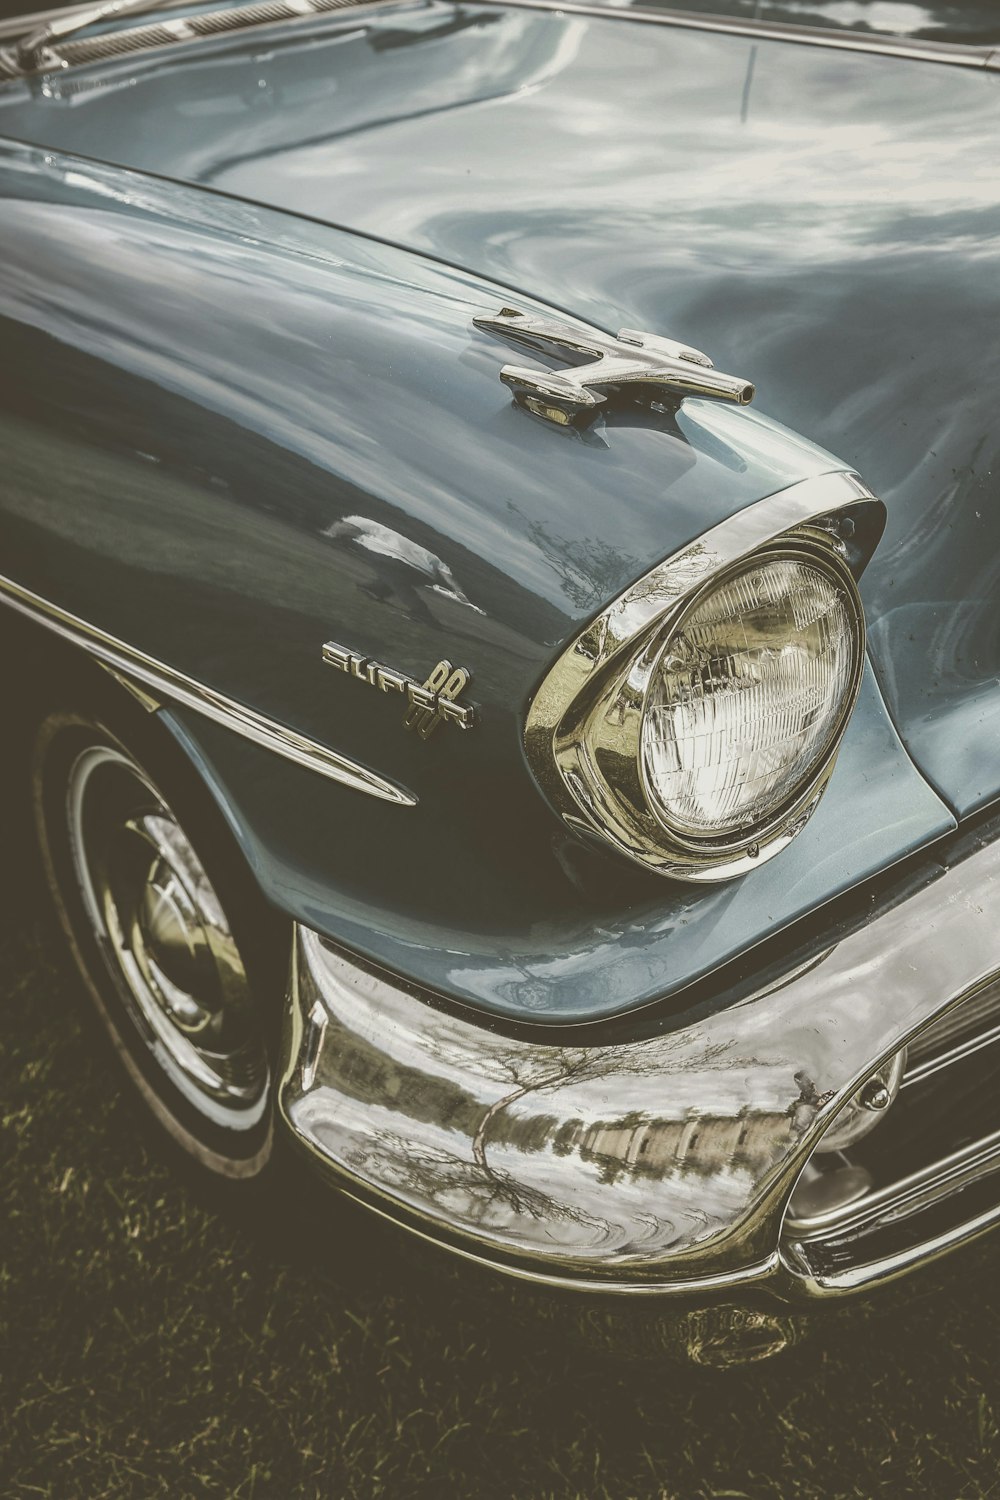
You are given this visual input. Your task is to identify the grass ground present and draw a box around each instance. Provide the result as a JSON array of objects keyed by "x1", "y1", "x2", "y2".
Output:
[{"x1": 2, "y1": 791, "x2": 1000, "y2": 1499}]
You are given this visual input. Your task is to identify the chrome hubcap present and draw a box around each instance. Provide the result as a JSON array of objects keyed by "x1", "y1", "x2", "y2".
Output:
[{"x1": 66, "y1": 745, "x2": 268, "y2": 1129}]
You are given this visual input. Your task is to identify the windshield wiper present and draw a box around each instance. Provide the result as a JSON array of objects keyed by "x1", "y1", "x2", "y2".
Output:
[
  {"x1": 0, "y1": 0, "x2": 387, "y2": 78},
  {"x1": 11, "y1": 0, "x2": 205, "y2": 73}
]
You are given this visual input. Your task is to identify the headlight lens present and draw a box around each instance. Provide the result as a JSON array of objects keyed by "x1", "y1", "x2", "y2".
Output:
[{"x1": 640, "y1": 556, "x2": 858, "y2": 840}]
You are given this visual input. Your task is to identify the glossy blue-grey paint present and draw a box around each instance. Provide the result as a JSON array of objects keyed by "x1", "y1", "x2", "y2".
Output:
[
  {"x1": 0, "y1": 0, "x2": 996, "y2": 819},
  {"x1": 0, "y1": 138, "x2": 954, "y2": 1021},
  {"x1": 0, "y1": 6, "x2": 983, "y2": 1021},
  {"x1": 161, "y1": 667, "x2": 953, "y2": 1023},
  {"x1": 609, "y1": 0, "x2": 1000, "y2": 44}
]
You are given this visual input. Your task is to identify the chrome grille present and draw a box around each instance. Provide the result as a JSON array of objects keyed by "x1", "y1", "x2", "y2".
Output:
[
  {"x1": 783, "y1": 980, "x2": 1000, "y2": 1288},
  {"x1": 907, "y1": 975, "x2": 1000, "y2": 1073}
]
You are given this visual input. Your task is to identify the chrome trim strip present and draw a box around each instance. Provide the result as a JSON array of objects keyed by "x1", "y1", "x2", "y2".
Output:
[
  {"x1": 0, "y1": 572, "x2": 416, "y2": 807},
  {"x1": 476, "y1": 0, "x2": 1000, "y2": 71},
  {"x1": 280, "y1": 820, "x2": 1000, "y2": 1299},
  {"x1": 788, "y1": 1197, "x2": 1000, "y2": 1297},
  {"x1": 903, "y1": 1018, "x2": 1000, "y2": 1088}
]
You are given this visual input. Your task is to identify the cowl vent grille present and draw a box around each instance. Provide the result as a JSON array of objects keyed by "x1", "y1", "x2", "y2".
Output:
[{"x1": 2, "y1": 0, "x2": 392, "y2": 78}]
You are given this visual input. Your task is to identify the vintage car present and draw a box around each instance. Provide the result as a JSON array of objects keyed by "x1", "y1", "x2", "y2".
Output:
[{"x1": 1, "y1": 0, "x2": 998, "y2": 1367}]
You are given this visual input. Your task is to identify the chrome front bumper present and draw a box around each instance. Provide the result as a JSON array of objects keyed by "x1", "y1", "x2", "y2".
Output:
[{"x1": 278, "y1": 820, "x2": 1000, "y2": 1329}]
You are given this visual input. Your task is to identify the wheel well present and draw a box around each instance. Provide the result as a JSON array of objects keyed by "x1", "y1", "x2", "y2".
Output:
[{"x1": 0, "y1": 602, "x2": 291, "y2": 1030}]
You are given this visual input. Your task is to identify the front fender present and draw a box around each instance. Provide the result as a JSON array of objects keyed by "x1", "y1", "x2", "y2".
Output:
[{"x1": 0, "y1": 140, "x2": 953, "y2": 1024}]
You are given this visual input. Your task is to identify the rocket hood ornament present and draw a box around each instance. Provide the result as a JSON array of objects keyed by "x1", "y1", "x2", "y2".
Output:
[{"x1": 474, "y1": 307, "x2": 754, "y2": 427}]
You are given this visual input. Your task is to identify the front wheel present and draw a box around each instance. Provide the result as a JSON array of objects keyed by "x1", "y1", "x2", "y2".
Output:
[{"x1": 33, "y1": 700, "x2": 282, "y2": 1183}]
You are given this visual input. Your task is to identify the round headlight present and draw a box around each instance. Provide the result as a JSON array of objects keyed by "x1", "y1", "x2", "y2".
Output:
[
  {"x1": 524, "y1": 475, "x2": 885, "y2": 882},
  {"x1": 640, "y1": 554, "x2": 860, "y2": 842}
]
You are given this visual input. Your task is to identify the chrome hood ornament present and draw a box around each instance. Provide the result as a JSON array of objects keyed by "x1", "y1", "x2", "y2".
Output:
[{"x1": 474, "y1": 307, "x2": 754, "y2": 427}]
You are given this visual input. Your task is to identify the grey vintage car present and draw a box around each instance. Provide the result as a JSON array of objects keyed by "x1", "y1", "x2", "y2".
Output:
[{"x1": 1, "y1": 0, "x2": 998, "y2": 1366}]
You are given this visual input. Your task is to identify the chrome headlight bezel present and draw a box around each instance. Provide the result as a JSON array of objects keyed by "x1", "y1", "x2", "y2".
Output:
[{"x1": 524, "y1": 472, "x2": 886, "y2": 882}]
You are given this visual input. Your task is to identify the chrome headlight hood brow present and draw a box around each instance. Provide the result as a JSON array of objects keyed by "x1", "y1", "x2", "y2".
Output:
[{"x1": 525, "y1": 472, "x2": 885, "y2": 881}]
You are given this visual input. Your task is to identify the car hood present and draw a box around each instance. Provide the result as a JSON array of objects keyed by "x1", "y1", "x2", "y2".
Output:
[{"x1": 1, "y1": 1, "x2": 999, "y2": 814}]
